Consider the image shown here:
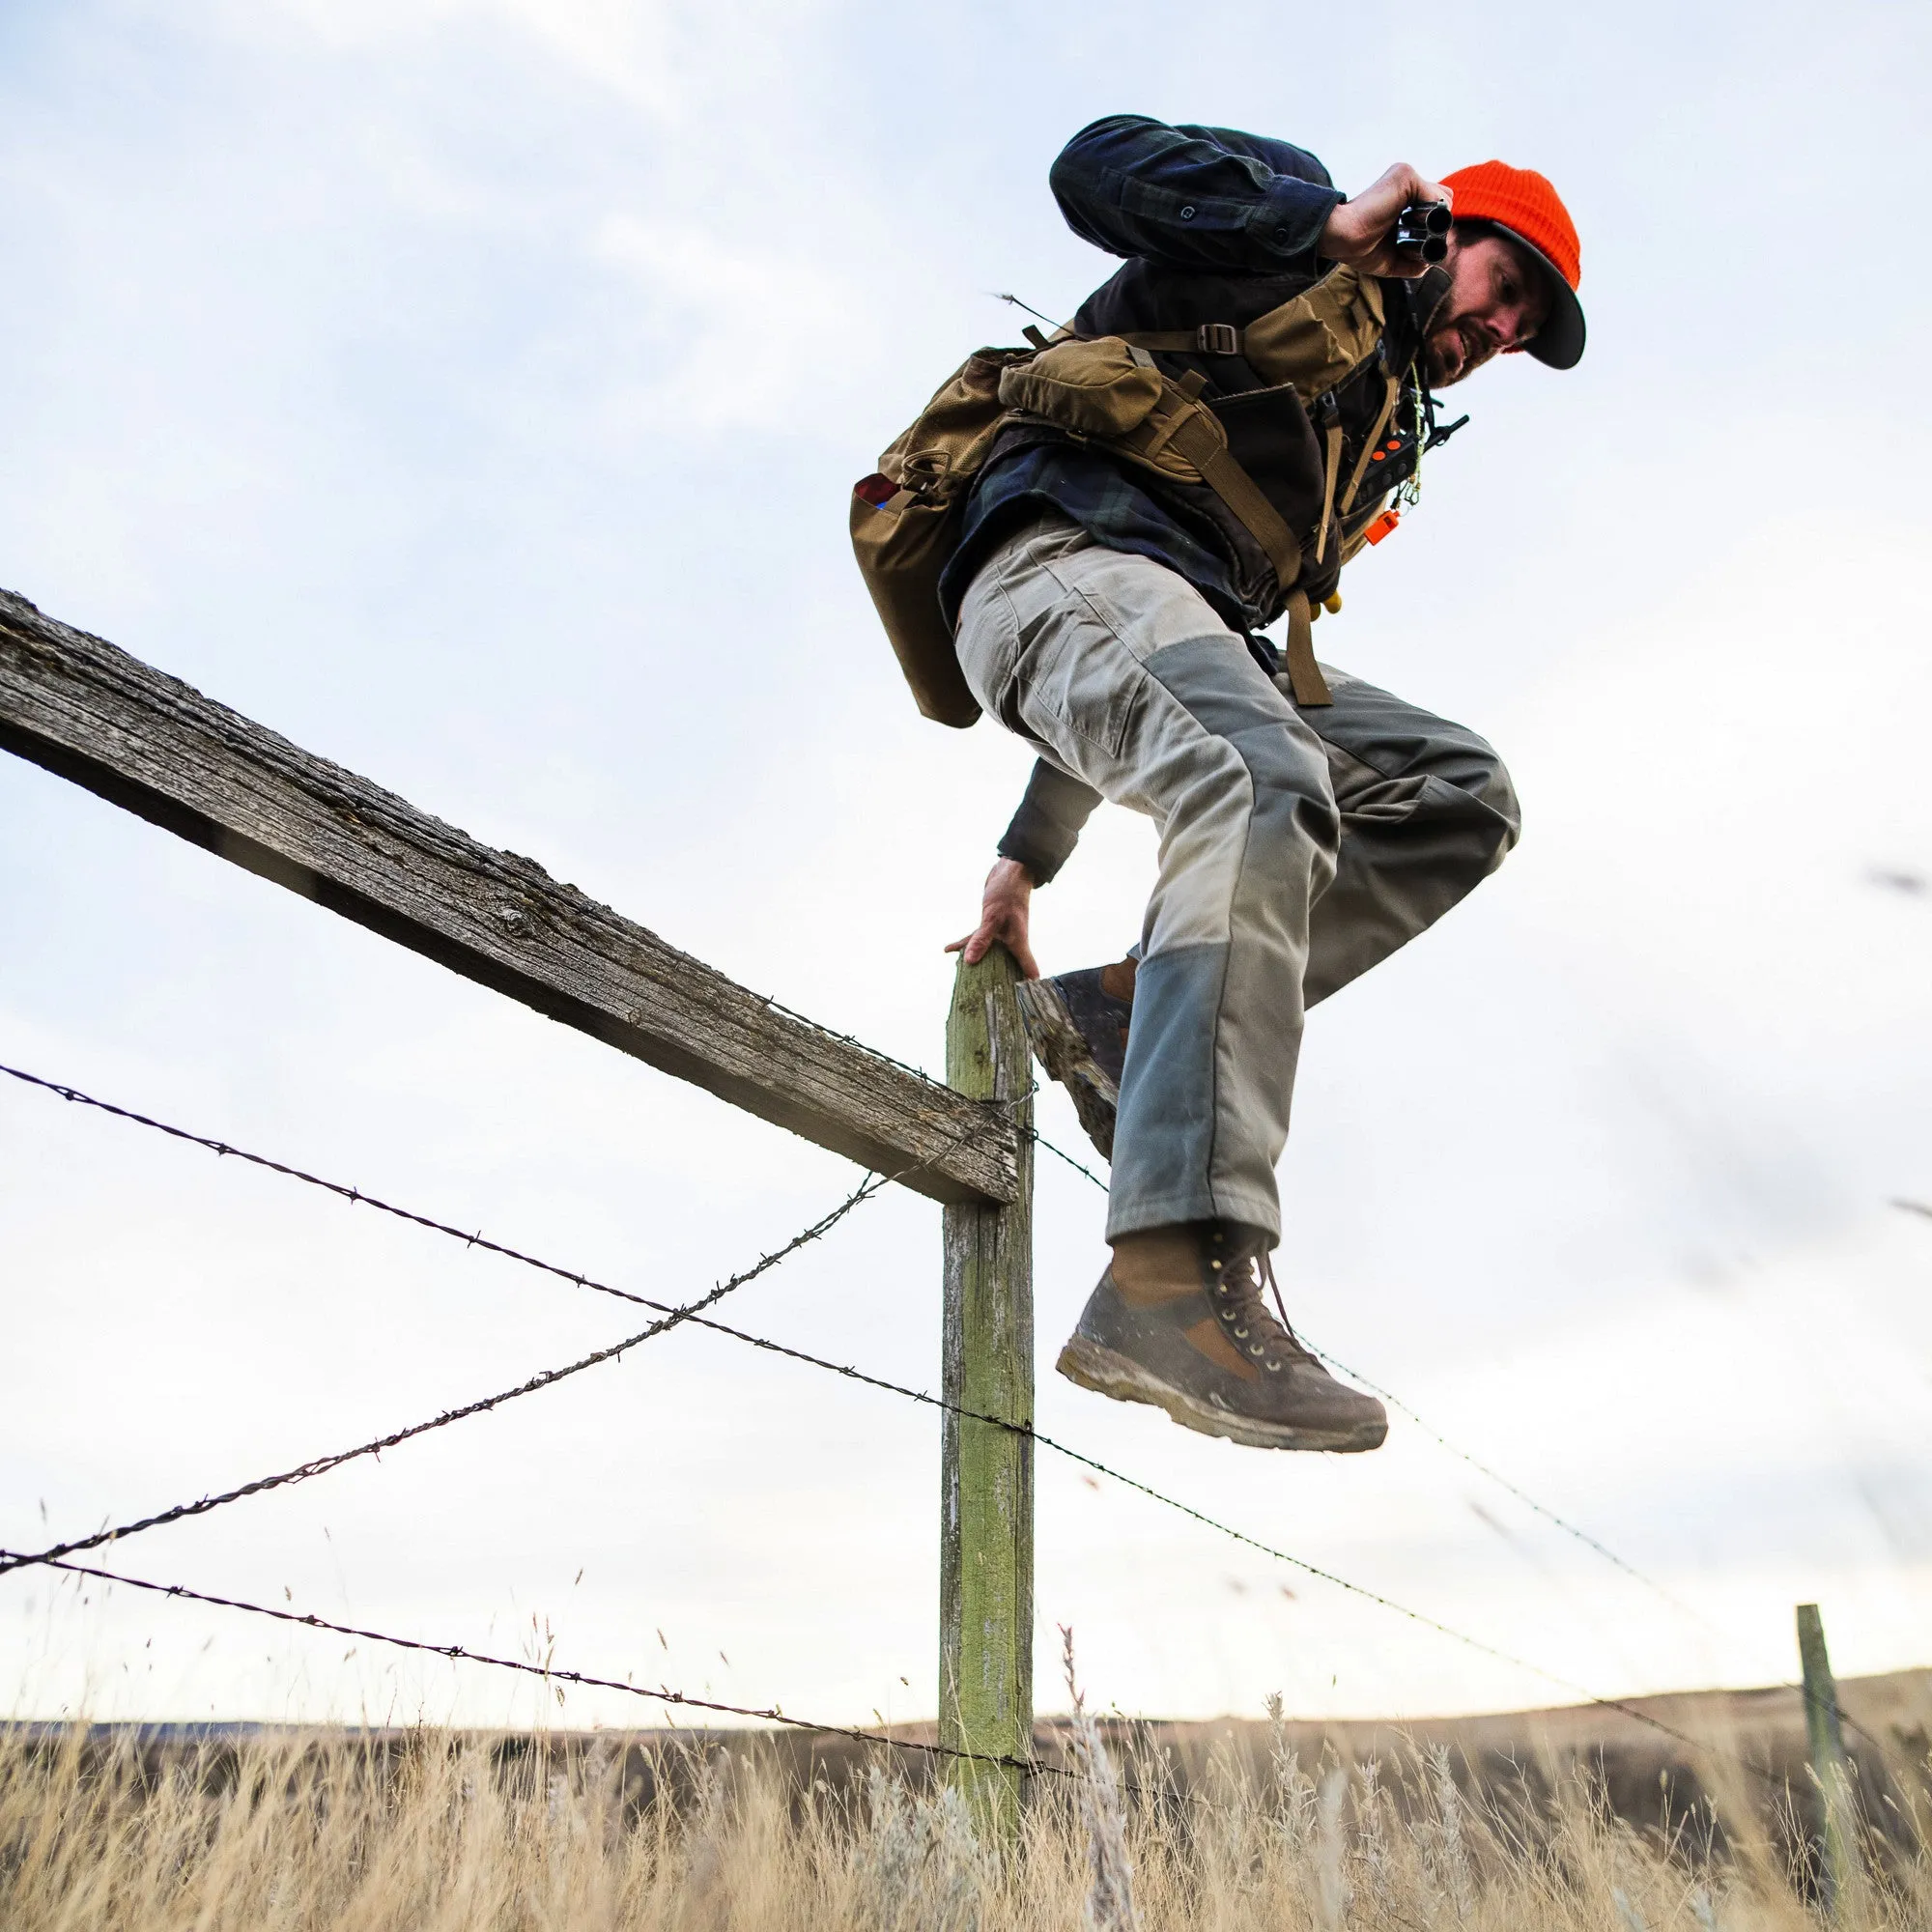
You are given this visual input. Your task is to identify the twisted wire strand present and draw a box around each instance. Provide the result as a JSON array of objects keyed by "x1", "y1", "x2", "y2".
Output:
[
  {"x1": 0, "y1": 1056, "x2": 1027, "y2": 1583},
  {"x1": 0, "y1": 1170, "x2": 887, "y2": 1580},
  {"x1": 1291, "y1": 1343, "x2": 1710, "y2": 1629},
  {"x1": 18, "y1": 1535, "x2": 1778, "y2": 1792},
  {"x1": 1035, "y1": 1112, "x2": 1719, "y2": 1626},
  {"x1": 1029, "y1": 1127, "x2": 1111, "y2": 1191},
  {"x1": 9, "y1": 1550, "x2": 1064, "y2": 1780},
  {"x1": 0, "y1": 1059, "x2": 810, "y2": 1318},
  {"x1": 708, "y1": 1316, "x2": 1921, "y2": 1784},
  {"x1": 1030, "y1": 1107, "x2": 1911, "y2": 1776},
  {"x1": 2, "y1": 1061, "x2": 1795, "y2": 1780}
]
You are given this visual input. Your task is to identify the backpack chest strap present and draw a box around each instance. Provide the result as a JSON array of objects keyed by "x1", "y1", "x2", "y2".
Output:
[{"x1": 1117, "y1": 323, "x2": 1247, "y2": 357}]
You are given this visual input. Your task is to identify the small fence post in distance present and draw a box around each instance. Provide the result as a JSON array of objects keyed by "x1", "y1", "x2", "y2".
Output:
[
  {"x1": 940, "y1": 944, "x2": 1035, "y2": 1842},
  {"x1": 1796, "y1": 1601, "x2": 1858, "y2": 1917}
]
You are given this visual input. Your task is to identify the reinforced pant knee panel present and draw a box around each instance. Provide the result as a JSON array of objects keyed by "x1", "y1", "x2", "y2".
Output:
[
  {"x1": 1107, "y1": 637, "x2": 1338, "y2": 1241},
  {"x1": 1298, "y1": 677, "x2": 1522, "y2": 1009},
  {"x1": 1138, "y1": 636, "x2": 1339, "y2": 942}
]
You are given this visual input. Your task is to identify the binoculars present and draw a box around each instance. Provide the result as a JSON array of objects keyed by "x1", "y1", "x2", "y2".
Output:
[{"x1": 1393, "y1": 199, "x2": 1452, "y2": 264}]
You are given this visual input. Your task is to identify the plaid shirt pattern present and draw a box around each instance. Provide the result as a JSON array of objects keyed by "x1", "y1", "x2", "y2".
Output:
[{"x1": 939, "y1": 115, "x2": 1346, "y2": 632}]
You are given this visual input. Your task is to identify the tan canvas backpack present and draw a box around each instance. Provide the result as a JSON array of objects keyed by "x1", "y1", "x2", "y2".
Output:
[{"x1": 850, "y1": 267, "x2": 1399, "y2": 727}]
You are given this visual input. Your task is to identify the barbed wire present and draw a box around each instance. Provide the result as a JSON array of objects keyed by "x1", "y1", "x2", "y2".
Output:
[
  {"x1": 756, "y1": 993, "x2": 940, "y2": 1088},
  {"x1": 0, "y1": 1059, "x2": 1839, "y2": 1777},
  {"x1": 0, "y1": 1060, "x2": 747, "y2": 1318},
  {"x1": 0, "y1": 1055, "x2": 1078, "y2": 1281},
  {"x1": 1038, "y1": 1113, "x2": 1695, "y2": 1607},
  {"x1": 0, "y1": 1055, "x2": 1033, "y2": 1583},
  {"x1": 1292, "y1": 1342, "x2": 1711, "y2": 1629},
  {"x1": 1030, "y1": 1126, "x2": 1112, "y2": 1191},
  {"x1": 0, "y1": 1163, "x2": 890, "y2": 1580},
  {"x1": 14, "y1": 1536, "x2": 1779, "y2": 1795},
  {"x1": 1021, "y1": 1104, "x2": 1915, "y2": 1777},
  {"x1": 0, "y1": 1064, "x2": 1785, "y2": 1779},
  {"x1": 21, "y1": 1537, "x2": 1803, "y2": 1798},
  {"x1": 671, "y1": 1308, "x2": 1916, "y2": 1783},
  {"x1": 10, "y1": 1550, "x2": 1064, "y2": 1782},
  {"x1": 1029, "y1": 1111, "x2": 1724, "y2": 1630}
]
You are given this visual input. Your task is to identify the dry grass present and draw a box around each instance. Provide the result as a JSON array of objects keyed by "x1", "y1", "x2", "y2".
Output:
[{"x1": 4, "y1": 1717, "x2": 1931, "y2": 1931}]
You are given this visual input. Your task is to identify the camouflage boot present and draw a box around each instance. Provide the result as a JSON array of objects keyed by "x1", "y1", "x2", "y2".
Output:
[{"x1": 1056, "y1": 1224, "x2": 1387, "y2": 1452}]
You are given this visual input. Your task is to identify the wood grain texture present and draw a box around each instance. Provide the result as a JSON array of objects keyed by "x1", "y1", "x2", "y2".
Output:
[
  {"x1": 938, "y1": 946, "x2": 1035, "y2": 1837},
  {"x1": 0, "y1": 587, "x2": 1017, "y2": 1206}
]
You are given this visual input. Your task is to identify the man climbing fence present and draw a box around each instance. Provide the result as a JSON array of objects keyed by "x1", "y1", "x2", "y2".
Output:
[{"x1": 852, "y1": 114, "x2": 1585, "y2": 1456}]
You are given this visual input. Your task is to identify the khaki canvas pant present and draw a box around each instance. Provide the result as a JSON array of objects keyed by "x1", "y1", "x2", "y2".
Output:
[{"x1": 954, "y1": 515, "x2": 1520, "y2": 1244}]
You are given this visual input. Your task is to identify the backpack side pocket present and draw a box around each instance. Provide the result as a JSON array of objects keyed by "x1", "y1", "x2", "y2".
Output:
[{"x1": 996, "y1": 337, "x2": 1164, "y2": 439}]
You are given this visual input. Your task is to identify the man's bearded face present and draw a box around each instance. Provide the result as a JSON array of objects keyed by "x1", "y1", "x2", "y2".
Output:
[{"x1": 1423, "y1": 232, "x2": 1553, "y2": 386}]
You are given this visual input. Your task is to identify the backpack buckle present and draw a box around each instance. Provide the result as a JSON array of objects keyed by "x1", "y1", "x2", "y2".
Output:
[{"x1": 1196, "y1": 323, "x2": 1241, "y2": 355}]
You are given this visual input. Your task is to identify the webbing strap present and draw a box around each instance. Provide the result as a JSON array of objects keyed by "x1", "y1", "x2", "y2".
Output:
[
  {"x1": 1117, "y1": 323, "x2": 1246, "y2": 356},
  {"x1": 1313, "y1": 417, "x2": 1345, "y2": 568},
  {"x1": 1159, "y1": 400, "x2": 1302, "y2": 589},
  {"x1": 1339, "y1": 371, "x2": 1403, "y2": 520},
  {"x1": 1120, "y1": 326, "x2": 1245, "y2": 356},
  {"x1": 1281, "y1": 590, "x2": 1332, "y2": 706}
]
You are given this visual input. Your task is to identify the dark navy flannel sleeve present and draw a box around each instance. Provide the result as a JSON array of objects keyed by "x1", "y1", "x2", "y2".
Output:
[
  {"x1": 1048, "y1": 114, "x2": 1344, "y2": 272},
  {"x1": 998, "y1": 759, "x2": 1104, "y2": 886}
]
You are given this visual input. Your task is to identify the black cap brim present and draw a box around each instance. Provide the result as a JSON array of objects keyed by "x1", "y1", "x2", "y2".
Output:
[{"x1": 1492, "y1": 225, "x2": 1585, "y2": 369}]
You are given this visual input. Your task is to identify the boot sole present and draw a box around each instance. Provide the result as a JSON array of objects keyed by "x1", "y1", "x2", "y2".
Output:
[
  {"x1": 1056, "y1": 1335, "x2": 1387, "y2": 1454},
  {"x1": 1016, "y1": 979, "x2": 1118, "y2": 1162}
]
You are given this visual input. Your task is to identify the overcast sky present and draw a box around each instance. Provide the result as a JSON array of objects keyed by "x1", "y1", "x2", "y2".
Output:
[{"x1": 4, "y1": 0, "x2": 1931, "y2": 1736}]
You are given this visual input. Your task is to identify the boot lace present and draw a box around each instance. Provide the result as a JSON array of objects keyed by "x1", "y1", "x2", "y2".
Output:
[{"x1": 1212, "y1": 1249, "x2": 1317, "y2": 1374}]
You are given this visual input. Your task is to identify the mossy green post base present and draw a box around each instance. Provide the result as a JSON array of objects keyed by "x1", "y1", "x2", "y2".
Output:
[{"x1": 940, "y1": 947, "x2": 1035, "y2": 1844}]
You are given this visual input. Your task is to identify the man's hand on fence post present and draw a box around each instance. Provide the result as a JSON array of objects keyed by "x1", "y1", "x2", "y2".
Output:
[
  {"x1": 1321, "y1": 163, "x2": 1453, "y2": 278},
  {"x1": 948, "y1": 858, "x2": 1040, "y2": 980}
]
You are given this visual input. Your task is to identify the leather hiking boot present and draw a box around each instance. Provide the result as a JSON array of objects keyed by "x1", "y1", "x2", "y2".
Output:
[
  {"x1": 1016, "y1": 959, "x2": 1135, "y2": 1159},
  {"x1": 1056, "y1": 1225, "x2": 1387, "y2": 1453}
]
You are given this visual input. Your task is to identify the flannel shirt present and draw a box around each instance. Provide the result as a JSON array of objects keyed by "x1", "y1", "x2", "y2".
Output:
[{"x1": 935, "y1": 114, "x2": 1345, "y2": 635}]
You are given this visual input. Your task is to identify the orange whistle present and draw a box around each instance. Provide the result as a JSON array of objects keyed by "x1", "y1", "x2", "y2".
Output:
[{"x1": 1364, "y1": 508, "x2": 1402, "y2": 546}]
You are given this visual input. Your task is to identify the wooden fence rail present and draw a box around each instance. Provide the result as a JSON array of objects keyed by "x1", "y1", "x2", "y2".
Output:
[
  {"x1": 0, "y1": 583, "x2": 1039, "y2": 1835},
  {"x1": 0, "y1": 587, "x2": 1018, "y2": 1207}
]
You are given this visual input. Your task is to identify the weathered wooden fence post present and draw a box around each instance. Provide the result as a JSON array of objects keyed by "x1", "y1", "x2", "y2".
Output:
[
  {"x1": 940, "y1": 945, "x2": 1035, "y2": 1840},
  {"x1": 1796, "y1": 1601, "x2": 1859, "y2": 1917}
]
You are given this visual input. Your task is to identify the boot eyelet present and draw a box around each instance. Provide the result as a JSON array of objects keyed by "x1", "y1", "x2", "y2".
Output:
[
  {"x1": 1248, "y1": 1343, "x2": 1264, "y2": 1357},
  {"x1": 1209, "y1": 1259, "x2": 1222, "y2": 1271},
  {"x1": 1232, "y1": 1324, "x2": 1248, "y2": 1338},
  {"x1": 1264, "y1": 1357, "x2": 1281, "y2": 1372}
]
